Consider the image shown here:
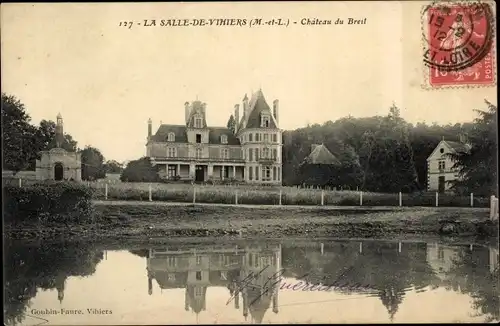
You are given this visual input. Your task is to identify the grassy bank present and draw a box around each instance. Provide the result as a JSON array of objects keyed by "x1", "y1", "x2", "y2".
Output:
[
  {"x1": 4, "y1": 204, "x2": 498, "y2": 241},
  {"x1": 86, "y1": 182, "x2": 490, "y2": 208}
]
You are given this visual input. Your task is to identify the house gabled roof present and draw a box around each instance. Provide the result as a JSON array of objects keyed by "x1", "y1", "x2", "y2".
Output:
[
  {"x1": 302, "y1": 144, "x2": 341, "y2": 165},
  {"x1": 426, "y1": 140, "x2": 471, "y2": 161},
  {"x1": 238, "y1": 89, "x2": 278, "y2": 131}
]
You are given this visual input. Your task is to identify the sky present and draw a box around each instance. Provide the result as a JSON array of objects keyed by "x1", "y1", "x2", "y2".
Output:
[{"x1": 1, "y1": 2, "x2": 497, "y2": 162}]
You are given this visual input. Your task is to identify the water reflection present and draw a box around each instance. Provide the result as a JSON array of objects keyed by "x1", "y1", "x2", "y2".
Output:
[{"x1": 3, "y1": 239, "x2": 499, "y2": 325}]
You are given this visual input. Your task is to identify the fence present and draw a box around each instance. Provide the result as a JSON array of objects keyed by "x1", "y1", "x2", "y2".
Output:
[{"x1": 4, "y1": 177, "x2": 495, "y2": 209}]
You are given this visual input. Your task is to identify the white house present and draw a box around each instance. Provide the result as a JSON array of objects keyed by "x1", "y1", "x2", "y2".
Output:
[{"x1": 426, "y1": 136, "x2": 471, "y2": 193}]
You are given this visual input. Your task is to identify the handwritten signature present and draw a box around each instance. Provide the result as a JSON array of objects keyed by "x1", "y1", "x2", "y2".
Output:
[{"x1": 226, "y1": 265, "x2": 372, "y2": 307}]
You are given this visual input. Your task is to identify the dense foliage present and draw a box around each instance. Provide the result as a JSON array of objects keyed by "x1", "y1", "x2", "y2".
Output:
[
  {"x1": 81, "y1": 146, "x2": 107, "y2": 180},
  {"x1": 120, "y1": 157, "x2": 160, "y2": 182},
  {"x1": 3, "y1": 182, "x2": 94, "y2": 223},
  {"x1": 448, "y1": 101, "x2": 498, "y2": 196}
]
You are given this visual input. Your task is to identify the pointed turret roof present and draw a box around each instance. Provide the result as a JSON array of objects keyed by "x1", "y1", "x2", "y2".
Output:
[
  {"x1": 303, "y1": 144, "x2": 341, "y2": 165},
  {"x1": 238, "y1": 89, "x2": 278, "y2": 131}
]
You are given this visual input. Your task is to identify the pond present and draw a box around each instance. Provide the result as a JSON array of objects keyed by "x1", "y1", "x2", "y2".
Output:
[{"x1": 4, "y1": 238, "x2": 499, "y2": 325}]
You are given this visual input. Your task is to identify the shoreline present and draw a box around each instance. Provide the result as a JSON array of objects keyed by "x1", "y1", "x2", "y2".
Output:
[{"x1": 4, "y1": 204, "x2": 498, "y2": 242}]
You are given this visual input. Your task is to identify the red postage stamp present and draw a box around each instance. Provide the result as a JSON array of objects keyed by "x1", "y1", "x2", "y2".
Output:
[{"x1": 422, "y1": 1, "x2": 496, "y2": 87}]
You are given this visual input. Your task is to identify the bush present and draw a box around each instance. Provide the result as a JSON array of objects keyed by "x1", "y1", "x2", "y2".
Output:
[{"x1": 3, "y1": 182, "x2": 94, "y2": 224}]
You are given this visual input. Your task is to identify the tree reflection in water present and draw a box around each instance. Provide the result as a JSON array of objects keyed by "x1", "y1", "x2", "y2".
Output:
[{"x1": 3, "y1": 240, "x2": 104, "y2": 326}]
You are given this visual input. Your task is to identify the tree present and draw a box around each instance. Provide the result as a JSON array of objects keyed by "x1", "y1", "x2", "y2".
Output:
[
  {"x1": 1, "y1": 93, "x2": 41, "y2": 173},
  {"x1": 226, "y1": 114, "x2": 236, "y2": 133},
  {"x1": 448, "y1": 100, "x2": 498, "y2": 196},
  {"x1": 80, "y1": 146, "x2": 106, "y2": 181},
  {"x1": 120, "y1": 157, "x2": 160, "y2": 182},
  {"x1": 105, "y1": 160, "x2": 123, "y2": 174},
  {"x1": 36, "y1": 119, "x2": 78, "y2": 152}
]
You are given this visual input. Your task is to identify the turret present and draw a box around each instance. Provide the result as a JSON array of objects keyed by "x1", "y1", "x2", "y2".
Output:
[
  {"x1": 184, "y1": 101, "x2": 190, "y2": 125},
  {"x1": 147, "y1": 118, "x2": 152, "y2": 139},
  {"x1": 273, "y1": 100, "x2": 279, "y2": 125},
  {"x1": 55, "y1": 113, "x2": 64, "y2": 148},
  {"x1": 234, "y1": 104, "x2": 240, "y2": 134}
]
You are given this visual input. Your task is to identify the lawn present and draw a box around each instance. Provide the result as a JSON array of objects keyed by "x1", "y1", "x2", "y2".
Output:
[{"x1": 84, "y1": 181, "x2": 490, "y2": 208}]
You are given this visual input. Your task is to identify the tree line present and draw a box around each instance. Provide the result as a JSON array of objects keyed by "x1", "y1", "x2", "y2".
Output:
[{"x1": 1, "y1": 93, "x2": 123, "y2": 180}]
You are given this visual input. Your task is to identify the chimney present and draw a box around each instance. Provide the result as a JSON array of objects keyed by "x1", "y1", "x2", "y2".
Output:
[
  {"x1": 184, "y1": 101, "x2": 190, "y2": 125},
  {"x1": 242, "y1": 94, "x2": 249, "y2": 117},
  {"x1": 234, "y1": 104, "x2": 240, "y2": 133},
  {"x1": 55, "y1": 113, "x2": 64, "y2": 148},
  {"x1": 147, "y1": 118, "x2": 152, "y2": 139},
  {"x1": 273, "y1": 99, "x2": 279, "y2": 125}
]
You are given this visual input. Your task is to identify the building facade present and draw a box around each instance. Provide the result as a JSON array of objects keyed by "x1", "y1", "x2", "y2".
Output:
[
  {"x1": 426, "y1": 137, "x2": 471, "y2": 193},
  {"x1": 36, "y1": 113, "x2": 82, "y2": 181},
  {"x1": 146, "y1": 89, "x2": 283, "y2": 184}
]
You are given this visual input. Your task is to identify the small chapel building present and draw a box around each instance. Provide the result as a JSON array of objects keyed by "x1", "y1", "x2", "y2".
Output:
[{"x1": 35, "y1": 113, "x2": 82, "y2": 181}]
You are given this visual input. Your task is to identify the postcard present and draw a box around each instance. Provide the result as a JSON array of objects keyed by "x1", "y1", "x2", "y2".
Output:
[{"x1": 1, "y1": 1, "x2": 498, "y2": 325}]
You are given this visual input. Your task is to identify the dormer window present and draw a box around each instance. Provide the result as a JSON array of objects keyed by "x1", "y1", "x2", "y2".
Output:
[
  {"x1": 261, "y1": 114, "x2": 270, "y2": 128},
  {"x1": 167, "y1": 132, "x2": 175, "y2": 142},
  {"x1": 221, "y1": 135, "x2": 228, "y2": 144}
]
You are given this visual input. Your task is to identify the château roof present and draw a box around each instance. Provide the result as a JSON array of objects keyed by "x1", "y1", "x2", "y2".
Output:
[
  {"x1": 150, "y1": 125, "x2": 240, "y2": 145},
  {"x1": 444, "y1": 140, "x2": 471, "y2": 153},
  {"x1": 238, "y1": 89, "x2": 278, "y2": 131},
  {"x1": 303, "y1": 144, "x2": 341, "y2": 165}
]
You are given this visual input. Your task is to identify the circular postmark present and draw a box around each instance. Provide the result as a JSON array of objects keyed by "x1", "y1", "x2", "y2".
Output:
[{"x1": 421, "y1": 0, "x2": 495, "y2": 72}]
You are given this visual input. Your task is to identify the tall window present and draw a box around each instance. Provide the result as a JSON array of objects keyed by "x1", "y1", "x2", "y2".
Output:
[
  {"x1": 272, "y1": 133, "x2": 277, "y2": 143},
  {"x1": 196, "y1": 148, "x2": 202, "y2": 159},
  {"x1": 255, "y1": 148, "x2": 259, "y2": 160},
  {"x1": 195, "y1": 117, "x2": 202, "y2": 128},
  {"x1": 195, "y1": 286, "x2": 203, "y2": 295},
  {"x1": 262, "y1": 166, "x2": 271, "y2": 181},
  {"x1": 272, "y1": 149, "x2": 277, "y2": 160},
  {"x1": 255, "y1": 166, "x2": 259, "y2": 180},
  {"x1": 249, "y1": 166, "x2": 253, "y2": 180},
  {"x1": 221, "y1": 135, "x2": 228, "y2": 144},
  {"x1": 438, "y1": 161, "x2": 445, "y2": 170},
  {"x1": 220, "y1": 148, "x2": 229, "y2": 159},
  {"x1": 249, "y1": 149, "x2": 253, "y2": 161},
  {"x1": 256, "y1": 133, "x2": 260, "y2": 142},
  {"x1": 262, "y1": 148, "x2": 270, "y2": 159},
  {"x1": 167, "y1": 132, "x2": 175, "y2": 142},
  {"x1": 263, "y1": 133, "x2": 269, "y2": 142},
  {"x1": 196, "y1": 255, "x2": 202, "y2": 265},
  {"x1": 273, "y1": 166, "x2": 277, "y2": 181},
  {"x1": 168, "y1": 165, "x2": 176, "y2": 177},
  {"x1": 249, "y1": 133, "x2": 253, "y2": 142},
  {"x1": 167, "y1": 147, "x2": 177, "y2": 158},
  {"x1": 277, "y1": 167, "x2": 281, "y2": 181},
  {"x1": 196, "y1": 272, "x2": 202, "y2": 281},
  {"x1": 196, "y1": 134, "x2": 202, "y2": 143}
]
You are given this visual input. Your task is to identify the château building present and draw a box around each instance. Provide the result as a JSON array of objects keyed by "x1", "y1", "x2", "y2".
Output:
[{"x1": 145, "y1": 89, "x2": 283, "y2": 184}]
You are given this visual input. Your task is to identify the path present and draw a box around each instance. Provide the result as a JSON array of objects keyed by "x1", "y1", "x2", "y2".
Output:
[{"x1": 92, "y1": 200, "x2": 489, "y2": 212}]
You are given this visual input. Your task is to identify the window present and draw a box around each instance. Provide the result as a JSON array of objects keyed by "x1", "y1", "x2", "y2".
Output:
[
  {"x1": 263, "y1": 133, "x2": 269, "y2": 142},
  {"x1": 167, "y1": 257, "x2": 176, "y2": 267},
  {"x1": 261, "y1": 115, "x2": 270, "y2": 127},
  {"x1": 262, "y1": 148, "x2": 270, "y2": 159},
  {"x1": 255, "y1": 166, "x2": 259, "y2": 180},
  {"x1": 221, "y1": 135, "x2": 228, "y2": 144},
  {"x1": 196, "y1": 272, "x2": 202, "y2": 281},
  {"x1": 220, "y1": 148, "x2": 229, "y2": 159},
  {"x1": 262, "y1": 166, "x2": 271, "y2": 181},
  {"x1": 167, "y1": 147, "x2": 177, "y2": 158},
  {"x1": 196, "y1": 256, "x2": 202, "y2": 265},
  {"x1": 273, "y1": 166, "x2": 277, "y2": 181},
  {"x1": 249, "y1": 166, "x2": 253, "y2": 180},
  {"x1": 256, "y1": 133, "x2": 260, "y2": 142},
  {"x1": 196, "y1": 134, "x2": 202, "y2": 143},
  {"x1": 195, "y1": 117, "x2": 202, "y2": 128},
  {"x1": 167, "y1": 132, "x2": 175, "y2": 142},
  {"x1": 277, "y1": 167, "x2": 281, "y2": 181},
  {"x1": 438, "y1": 161, "x2": 445, "y2": 170},
  {"x1": 249, "y1": 133, "x2": 253, "y2": 142},
  {"x1": 221, "y1": 166, "x2": 229, "y2": 179},
  {"x1": 196, "y1": 148, "x2": 202, "y2": 159},
  {"x1": 168, "y1": 274, "x2": 176, "y2": 281},
  {"x1": 220, "y1": 271, "x2": 227, "y2": 280},
  {"x1": 168, "y1": 165, "x2": 176, "y2": 177},
  {"x1": 195, "y1": 286, "x2": 203, "y2": 296},
  {"x1": 272, "y1": 149, "x2": 277, "y2": 160},
  {"x1": 249, "y1": 149, "x2": 253, "y2": 161},
  {"x1": 272, "y1": 134, "x2": 277, "y2": 143},
  {"x1": 255, "y1": 148, "x2": 259, "y2": 160},
  {"x1": 440, "y1": 148, "x2": 444, "y2": 154}
]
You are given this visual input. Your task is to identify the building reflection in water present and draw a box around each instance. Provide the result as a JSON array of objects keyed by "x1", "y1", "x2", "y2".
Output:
[{"x1": 146, "y1": 243, "x2": 281, "y2": 324}]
